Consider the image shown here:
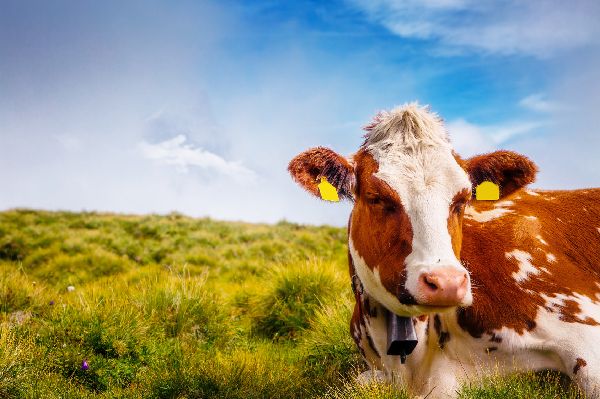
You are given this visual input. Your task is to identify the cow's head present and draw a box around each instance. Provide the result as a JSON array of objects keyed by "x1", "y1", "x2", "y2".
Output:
[{"x1": 288, "y1": 104, "x2": 537, "y2": 316}]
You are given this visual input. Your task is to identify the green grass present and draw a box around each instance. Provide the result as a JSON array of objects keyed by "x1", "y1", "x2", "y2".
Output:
[{"x1": 0, "y1": 209, "x2": 581, "y2": 398}]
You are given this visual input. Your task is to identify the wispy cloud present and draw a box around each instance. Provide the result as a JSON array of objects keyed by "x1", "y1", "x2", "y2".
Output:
[
  {"x1": 487, "y1": 121, "x2": 546, "y2": 143},
  {"x1": 519, "y1": 94, "x2": 560, "y2": 113},
  {"x1": 53, "y1": 134, "x2": 83, "y2": 152},
  {"x1": 447, "y1": 118, "x2": 544, "y2": 157},
  {"x1": 139, "y1": 135, "x2": 256, "y2": 181},
  {"x1": 350, "y1": 0, "x2": 600, "y2": 56}
]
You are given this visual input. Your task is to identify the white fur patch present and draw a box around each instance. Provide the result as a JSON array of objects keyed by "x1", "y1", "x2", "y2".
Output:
[
  {"x1": 506, "y1": 250, "x2": 539, "y2": 282},
  {"x1": 536, "y1": 235, "x2": 548, "y2": 246},
  {"x1": 542, "y1": 293, "x2": 600, "y2": 324},
  {"x1": 495, "y1": 200, "x2": 514, "y2": 208},
  {"x1": 525, "y1": 190, "x2": 540, "y2": 196},
  {"x1": 363, "y1": 103, "x2": 449, "y2": 151},
  {"x1": 464, "y1": 206, "x2": 514, "y2": 223},
  {"x1": 546, "y1": 253, "x2": 557, "y2": 263}
]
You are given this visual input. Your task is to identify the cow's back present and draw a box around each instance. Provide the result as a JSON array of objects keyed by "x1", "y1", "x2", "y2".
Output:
[{"x1": 458, "y1": 188, "x2": 600, "y2": 338}]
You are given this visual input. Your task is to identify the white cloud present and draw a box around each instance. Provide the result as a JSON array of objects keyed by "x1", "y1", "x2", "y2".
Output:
[
  {"x1": 447, "y1": 118, "x2": 543, "y2": 157},
  {"x1": 351, "y1": 0, "x2": 600, "y2": 56},
  {"x1": 53, "y1": 134, "x2": 83, "y2": 151},
  {"x1": 446, "y1": 118, "x2": 495, "y2": 156},
  {"x1": 519, "y1": 94, "x2": 560, "y2": 113},
  {"x1": 139, "y1": 135, "x2": 256, "y2": 181},
  {"x1": 487, "y1": 121, "x2": 545, "y2": 143}
]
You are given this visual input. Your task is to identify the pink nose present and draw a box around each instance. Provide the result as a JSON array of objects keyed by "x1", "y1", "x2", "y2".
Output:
[{"x1": 417, "y1": 267, "x2": 469, "y2": 306}]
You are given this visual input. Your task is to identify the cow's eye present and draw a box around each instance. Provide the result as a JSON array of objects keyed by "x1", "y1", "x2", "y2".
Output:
[
  {"x1": 383, "y1": 202, "x2": 397, "y2": 213},
  {"x1": 366, "y1": 194, "x2": 399, "y2": 213}
]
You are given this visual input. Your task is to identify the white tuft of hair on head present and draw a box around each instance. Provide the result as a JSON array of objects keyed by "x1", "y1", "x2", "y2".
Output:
[{"x1": 363, "y1": 103, "x2": 450, "y2": 153}]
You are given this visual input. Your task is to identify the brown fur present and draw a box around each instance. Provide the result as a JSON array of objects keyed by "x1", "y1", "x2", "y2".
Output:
[
  {"x1": 574, "y1": 358, "x2": 587, "y2": 374},
  {"x1": 350, "y1": 150, "x2": 416, "y2": 304},
  {"x1": 449, "y1": 188, "x2": 471, "y2": 257},
  {"x1": 288, "y1": 147, "x2": 355, "y2": 200},
  {"x1": 458, "y1": 188, "x2": 600, "y2": 338}
]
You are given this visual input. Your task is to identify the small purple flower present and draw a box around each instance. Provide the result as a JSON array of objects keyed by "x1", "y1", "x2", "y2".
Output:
[
  {"x1": 49, "y1": 300, "x2": 55, "y2": 306},
  {"x1": 81, "y1": 359, "x2": 89, "y2": 371}
]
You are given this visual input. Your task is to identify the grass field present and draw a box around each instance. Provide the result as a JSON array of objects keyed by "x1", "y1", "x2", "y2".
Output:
[{"x1": 0, "y1": 209, "x2": 580, "y2": 398}]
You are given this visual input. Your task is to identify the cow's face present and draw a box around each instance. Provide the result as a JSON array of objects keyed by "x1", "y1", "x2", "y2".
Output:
[
  {"x1": 348, "y1": 145, "x2": 472, "y2": 316},
  {"x1": 288, "y1": 104, "x2": 537, "y2": 317}
]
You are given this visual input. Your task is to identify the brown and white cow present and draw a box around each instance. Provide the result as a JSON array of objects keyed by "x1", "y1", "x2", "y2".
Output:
[{"x1": 288, "y1": 103, "x2": 600, "y2": 398}]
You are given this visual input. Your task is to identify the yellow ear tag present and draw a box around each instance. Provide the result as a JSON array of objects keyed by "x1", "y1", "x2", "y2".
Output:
[
  {"x1": 475, "y1": 181, "x2": 500, "y2": 200},
  {"x1": 318, "y1": 176, "x2": 339, "y2": 202}
]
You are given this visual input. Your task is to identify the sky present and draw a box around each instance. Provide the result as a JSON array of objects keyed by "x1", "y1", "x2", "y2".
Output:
[{"x1": 1, "y1": 0, "x2": 599, "y2": 226}]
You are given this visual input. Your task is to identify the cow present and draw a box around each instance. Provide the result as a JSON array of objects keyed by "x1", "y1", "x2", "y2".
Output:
[{"x1": 288, "y1": 103, "x2": 600, "y2": 398}]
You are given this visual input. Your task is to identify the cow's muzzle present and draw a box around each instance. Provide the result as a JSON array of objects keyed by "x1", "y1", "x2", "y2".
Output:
[{"x1": 416, "y1": 267, "x2": 469, "y2": 306}]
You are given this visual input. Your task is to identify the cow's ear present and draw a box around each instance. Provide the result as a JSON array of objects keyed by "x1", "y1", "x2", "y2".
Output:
[
  {"x1": 288, "y1": 147, "x2": 355, "y2": 201},
  {"x1": 464, "y1": 150, "x2": 538, "y2": 198}
]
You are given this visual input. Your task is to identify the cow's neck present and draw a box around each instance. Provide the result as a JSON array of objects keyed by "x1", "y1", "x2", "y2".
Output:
[{"x1": 351, "y1": 268, "x2": 464, "y2": 362}]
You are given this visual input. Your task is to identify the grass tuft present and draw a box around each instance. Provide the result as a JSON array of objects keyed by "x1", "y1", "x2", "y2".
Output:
[
  {"x1": 301, "y1": 295, "x2": 362, "y2": 384},
  {"x1": 251, "y1": 260, "x2": 346, "y2": 340},
  {"x1": 322, "y1": 379, "x2": 411, "y2": 399},
  {"x1": 0, "y1": 325, "x2": 36, "y2": 397},
  {"x1": 458, "y1": 371, "x2": 581, "y2": 399}
]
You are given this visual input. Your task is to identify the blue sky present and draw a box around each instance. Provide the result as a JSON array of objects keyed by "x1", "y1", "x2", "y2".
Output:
[{"x1": 2, "y1": 0, "x2": 599, "y2": 225}]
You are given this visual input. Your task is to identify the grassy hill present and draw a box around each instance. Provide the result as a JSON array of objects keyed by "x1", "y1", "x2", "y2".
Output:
[{"x1": 0, "y1": 210, "x2": 578, "y2": 398}]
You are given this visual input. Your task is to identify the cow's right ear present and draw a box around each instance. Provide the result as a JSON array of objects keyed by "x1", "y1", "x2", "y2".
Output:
[
  {"x1": 288, "y1": 147, "x2": 355, "y2": 201},
  {"x1": 463, "y1": 150, "x2": 538, "y2": 198}
]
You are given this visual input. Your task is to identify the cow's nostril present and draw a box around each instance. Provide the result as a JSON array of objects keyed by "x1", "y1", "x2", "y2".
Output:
[
  {"x1": 458, "y1": 273, "x2": 468, "y2": 288},
  {"x1": 423, "y1": 275, "x2": 439, "y2": 291}
]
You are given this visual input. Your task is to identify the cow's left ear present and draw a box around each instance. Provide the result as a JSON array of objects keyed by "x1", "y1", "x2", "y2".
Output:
[
  {"x1": 288, "y1": 147, "x2": 355, "y2": 201},
  {"x1": 463, "y1": 150, "x2": 538, "y2": 198}
]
